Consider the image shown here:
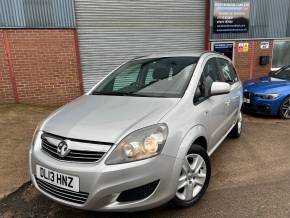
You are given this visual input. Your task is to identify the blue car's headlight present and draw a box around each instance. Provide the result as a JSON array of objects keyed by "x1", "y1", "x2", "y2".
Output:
[{"x1": 255, "y1": 93, "x2": 279, "y2": 100}]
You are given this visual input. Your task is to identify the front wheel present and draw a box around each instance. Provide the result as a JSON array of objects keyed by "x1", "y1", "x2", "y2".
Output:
[
  {"x1": 279, "y1": 96, "x2": 290, "y2": 119},
  {"x1": 170, "y1": 145, "x2": 211, "y2": 208}
]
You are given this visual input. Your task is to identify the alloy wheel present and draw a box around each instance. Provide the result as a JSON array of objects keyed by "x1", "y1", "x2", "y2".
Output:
[
  {"x1": 281, "y1": 98, "x2": 290, "y2": 118},
  {"x1": 176, "y1": 154, "x2": 207, "y2": 201}
]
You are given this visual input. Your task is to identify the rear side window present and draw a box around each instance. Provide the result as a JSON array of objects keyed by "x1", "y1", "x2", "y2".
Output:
[{"x1": 216, "y1": 58, "x2": 238, "y2": 84}]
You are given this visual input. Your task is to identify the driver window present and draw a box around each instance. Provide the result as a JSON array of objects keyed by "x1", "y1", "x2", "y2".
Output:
[
  {"x1": 217, "y1": 58, "x2": 238, "y2": 84},
  {"x1": 194, "y1": 58, "x2": 221, "y2": 103}
]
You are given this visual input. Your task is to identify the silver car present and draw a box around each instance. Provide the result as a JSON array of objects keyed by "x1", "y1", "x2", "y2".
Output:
[{"x1": 29, "y1": 52, "x2": 243, "y2": 212}]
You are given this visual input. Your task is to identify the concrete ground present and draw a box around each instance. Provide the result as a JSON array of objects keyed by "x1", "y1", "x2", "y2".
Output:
[
  {"x1": 0, "y1": 104, "x2": 54, "y2": 199},
  {"x1": 1, "y1": 104, "x2": 290, "y2": 217}
]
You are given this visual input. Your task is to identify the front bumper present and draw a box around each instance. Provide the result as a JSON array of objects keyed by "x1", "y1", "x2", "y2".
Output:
[
  {"x1": 243, "y1": 94, "x2": 282, "y2": 115},
  {"x1": 29, "y1": 142, "x2": 182, "y2": 212},
  {"x1": 243, "y1": 102, "x2": 272, "y2": 114}
]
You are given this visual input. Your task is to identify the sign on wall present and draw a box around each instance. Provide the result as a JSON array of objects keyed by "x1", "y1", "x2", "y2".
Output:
[
  {"x1": 260, "y1": 41, "x2": 270, "y2": 49},
  {"x1": 238, "y1": 42, "x2": 249, "y2": 53},
  {"x1": 213, "y1": 43, "x2": 234, "y2": 60},
  {"x1": 213, "y1": 2, "x2": 250, "y2": 33}
]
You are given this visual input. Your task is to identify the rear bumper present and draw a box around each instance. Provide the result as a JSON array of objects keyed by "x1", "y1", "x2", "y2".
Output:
[{"x1": 29, "y1": 142, "x2": 182, "y2": 212}]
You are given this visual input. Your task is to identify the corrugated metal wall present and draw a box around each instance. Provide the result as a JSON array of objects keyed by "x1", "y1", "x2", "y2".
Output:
[
  {"x1": 75, "y1": 0, "x2": 206, "y2": 91},
  {"x1": 0, "y1": 0, "x2": 75, "y2": 28},
  {"x1": 210, "y1": 0, "x2": 290, "y2": 40},
  {"x1": 287, "y1": 4, "x2": 290, "y2": 36}
]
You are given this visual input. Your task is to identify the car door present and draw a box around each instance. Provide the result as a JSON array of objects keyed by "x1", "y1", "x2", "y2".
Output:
[
  {"x1": 216, "y1": 58, "x2": 242, "y2": 128},
  {"x1": 193, "y1": 57, "x2": 230, "y2": 150}
]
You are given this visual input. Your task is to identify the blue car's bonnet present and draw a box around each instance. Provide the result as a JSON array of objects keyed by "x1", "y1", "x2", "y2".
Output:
[{"x1": 243, "y1": 77, "x2": 290, "y2": 94}]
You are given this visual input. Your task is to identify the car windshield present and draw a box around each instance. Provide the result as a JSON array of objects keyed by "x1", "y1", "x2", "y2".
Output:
[
  {"x1": 91, "y1": 57, "x2": 199, "y2": 98},
  {"x1": 271, "y1": 66, "x2": 290, "y2": 80}
]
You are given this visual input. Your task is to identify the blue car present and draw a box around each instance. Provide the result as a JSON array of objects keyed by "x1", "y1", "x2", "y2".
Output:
[{"x1": 243, "y1": 65, "x2": 290, "y2": 119}]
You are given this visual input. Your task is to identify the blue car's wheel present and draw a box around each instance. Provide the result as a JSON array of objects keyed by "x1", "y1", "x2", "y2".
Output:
[{"x1": 280, "y1": 96, "x2": 290, "y2": 119}]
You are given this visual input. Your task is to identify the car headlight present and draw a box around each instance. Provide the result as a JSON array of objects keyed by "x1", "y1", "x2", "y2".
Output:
[
  {"x1": 106, "y1": 124, "x2": 168, "y2": 165},
  {"x1": 255, "y1": 93, "x2": 279, "y2": 99},
  {"x1": 31, "y1": 124, "x2": 42, "y2": 147}
]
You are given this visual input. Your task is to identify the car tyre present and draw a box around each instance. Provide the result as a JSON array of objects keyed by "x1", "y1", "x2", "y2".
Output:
[
  {"x1": 229, "y1": 112, "x2": 242, "y2": 138},
  {"x1": 169, "y1": 144, "x2": 211, "y2": 208},
  {"x1": 279, "y1": 96, "x2": 290, "y2": 119}
]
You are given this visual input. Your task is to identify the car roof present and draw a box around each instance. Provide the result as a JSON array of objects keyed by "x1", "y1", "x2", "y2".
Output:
[
  {"x1": 135, "y1": 51, "x2": 205, "y2": 59},
  {"x1": 134, "y1": 51, "x2": 226, "y2": 60},
  {"x1": 133, "y1": 51, "x2": 231, "y2": 64}
]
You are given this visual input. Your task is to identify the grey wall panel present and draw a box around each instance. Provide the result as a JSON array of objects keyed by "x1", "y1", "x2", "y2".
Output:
[
  {"x1": 287, "y1": 4, "x2": 290, "y2": 36},
  {"x1": 0, "y1": 0, "x2": 75, "y2": 28},
  {"x1": 75, "y1": 0, "x2": 206, "y2": 91},
  {"x1": 210, "y1": 0, "x2": 290, "y2": 40}
]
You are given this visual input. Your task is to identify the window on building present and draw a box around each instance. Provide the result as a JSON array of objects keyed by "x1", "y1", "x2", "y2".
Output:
[{"x1": 272, "y1": 40, "x2": 290, "y2": 68}]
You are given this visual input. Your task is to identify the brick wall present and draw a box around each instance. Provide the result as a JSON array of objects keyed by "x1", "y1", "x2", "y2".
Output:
[
  {"x1": 0, "y1": 33, "x2": 14, "y2": 103},
  {"x1": 0, "y1": 29, "x2": 82, "y2": 106},
  {"x1": 234, "y1": 40, "x2": 273, "y2": 81}
]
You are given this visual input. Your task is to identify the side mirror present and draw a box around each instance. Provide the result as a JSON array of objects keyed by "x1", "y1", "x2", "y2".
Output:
[{"x1": 211, "y1": 82, "x2": 231, "y2": 96}]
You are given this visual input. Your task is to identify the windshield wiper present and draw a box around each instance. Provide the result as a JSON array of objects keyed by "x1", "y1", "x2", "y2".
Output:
[
  {"x1": 126, "y1": 93, "x2": 151, "y2": 97},
  {"x1": 91, "y1": 91, "x2": 129, "y2": 96},
  {"x1": 91, "y1": 91, "x2": 151, "y2": 97}
]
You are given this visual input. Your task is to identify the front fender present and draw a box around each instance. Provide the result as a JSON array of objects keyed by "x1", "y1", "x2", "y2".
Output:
[
  {"x1": 160, "y1": 124, "x2": 209, "y2": 198},
  {"x1": 176, "y1": 125, "x2": 209, "y2": 160}
]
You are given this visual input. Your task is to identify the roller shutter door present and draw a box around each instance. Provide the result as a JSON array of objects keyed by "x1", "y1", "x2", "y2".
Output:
[{"x1": 75, "y1": 0, "x2": 206, "y2": 91}]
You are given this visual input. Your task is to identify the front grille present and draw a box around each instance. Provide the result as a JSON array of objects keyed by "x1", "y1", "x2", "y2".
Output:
[
  {"x1": 35, "y1": 178, "x2": 89, "y2": 204},
  {"x1": 42, "y1": 140, "x2": 105, "y2": 162},
  {"x1": 257, "y1": 105, "x2": 271, "y2": 113},
  {"x1": 41, "y1": 132, "x2": 112, "y2": 163},
  {"x1": 116, "y1": 180, "x2": 159, "y2": 202}
]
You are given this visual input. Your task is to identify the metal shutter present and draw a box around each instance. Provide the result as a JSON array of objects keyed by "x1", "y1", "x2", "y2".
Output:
[{"x1": 74, "y1": 0, "x2": 206, "y2": 91}]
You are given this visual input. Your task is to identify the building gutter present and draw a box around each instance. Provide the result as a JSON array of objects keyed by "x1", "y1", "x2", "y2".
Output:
[
  {"x1": 73, "y1": 29, "x2": 84, "y2": 95},
  {"x1": 204, "y1": 0, "x2": 211, "y2": 50},
  {"x1": 210, "y1": 37, "x2": 290, "y2": 41}
]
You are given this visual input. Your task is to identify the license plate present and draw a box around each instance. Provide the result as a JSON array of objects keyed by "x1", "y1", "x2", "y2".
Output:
[
  {"x1": 243, "y1": 98, "x2": 250, "y2": 104},
  {"x1": 36, "y1": 165, "x2": 79, "y2": 192}
]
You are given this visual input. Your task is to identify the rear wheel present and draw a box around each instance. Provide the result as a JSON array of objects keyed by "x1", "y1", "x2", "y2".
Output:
[
  {"x1": 229, "y1": 112, "x2": 242, "y2": 138},
  {"x1": 279, "y1": 96, "x2": 290, "y2": 119},
  {"x1": 170, "y1": 145, "x2": 211, "y2": 208}
]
